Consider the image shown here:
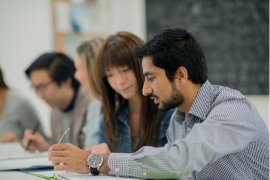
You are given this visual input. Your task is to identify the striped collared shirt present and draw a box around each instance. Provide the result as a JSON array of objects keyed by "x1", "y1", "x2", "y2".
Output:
[{"x1": 107, "y1": 80, "x2": 269, "y2": 179}]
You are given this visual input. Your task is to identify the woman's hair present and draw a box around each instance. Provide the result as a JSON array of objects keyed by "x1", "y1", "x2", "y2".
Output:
[
  {"x1": 76, "y1": 38, "x2": 104, "y2": 100},
  {"x1": 0, "y1": 66, "x2": 8, "y2": 89},
  {"x1": 97, "y1": 32, "x2": 164, "y2": 152}
]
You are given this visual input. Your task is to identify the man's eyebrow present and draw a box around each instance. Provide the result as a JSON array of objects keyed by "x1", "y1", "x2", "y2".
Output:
[{"x1": 143, "y1": 72, "x2": 154, "y2": 76}]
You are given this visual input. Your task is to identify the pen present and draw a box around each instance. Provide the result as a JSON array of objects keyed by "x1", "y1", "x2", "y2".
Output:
[
  {"x1": 58, "y1": 128, "x2": 70, "y2": 144},
  {"x1": 25, "y1": 121, "x2": 40, "y2": 150}
]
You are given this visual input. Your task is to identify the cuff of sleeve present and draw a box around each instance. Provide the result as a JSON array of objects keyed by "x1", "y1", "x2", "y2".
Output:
[{"x1": 107, "y1": 153, "x2": 131, "y2": 177}]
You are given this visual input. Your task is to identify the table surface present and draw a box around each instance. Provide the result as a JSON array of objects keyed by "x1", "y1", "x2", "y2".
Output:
[{"x1": 0, "y1": 168, "x2": 144, "y2": 180}]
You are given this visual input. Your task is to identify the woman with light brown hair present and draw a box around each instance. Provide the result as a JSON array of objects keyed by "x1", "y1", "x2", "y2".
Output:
[
  {"x1": 75, "y1": 37, "x2": 104, "y2": 149},
  {"x1": 86, "y1": 32, "x2": 175, "y2": 154}
]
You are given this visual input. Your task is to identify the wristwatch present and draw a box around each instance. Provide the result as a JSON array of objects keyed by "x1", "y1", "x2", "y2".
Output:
[{"x1": 87, "y1": 153, "x2": 103, "y2": 176}]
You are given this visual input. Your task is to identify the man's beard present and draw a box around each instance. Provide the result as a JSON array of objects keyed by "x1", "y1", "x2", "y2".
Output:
[{"x1": 150, "y1": 82, "x2": 184, "y2": 113}]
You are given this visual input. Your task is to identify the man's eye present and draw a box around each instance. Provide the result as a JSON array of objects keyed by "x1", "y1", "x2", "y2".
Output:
[
  {"x1": 148, "y1": 77, "x2": 154, "y2": 82},
  {"x1": 37, "y1": 85, "x2": 46, "y2": 90}
]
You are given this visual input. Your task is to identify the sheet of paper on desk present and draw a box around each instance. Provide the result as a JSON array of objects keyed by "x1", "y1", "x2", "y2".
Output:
[
  {"x1": 57, "y1": 172, "x2": 144, "y2": 180},
  {"x1": 34, "y1": 171, "x2": 144, "y2": 180},
  {"x1": 0, "y1": 142, "x2": 47, "y2": 160},
  {"x1": 0, "y1": 157, "x2": 53, "y2": 170}
]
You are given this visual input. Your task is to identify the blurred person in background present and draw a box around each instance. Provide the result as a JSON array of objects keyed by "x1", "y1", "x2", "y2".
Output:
[
  {"x1": 74, "y1": 37, "x2": 104, "y2": 149},
  {"x1": 22, "y1": 53, "x2": 92, "y2": 152},
  {"x1": 0, "y1": 66, "x2": 45, "y2": 143}
]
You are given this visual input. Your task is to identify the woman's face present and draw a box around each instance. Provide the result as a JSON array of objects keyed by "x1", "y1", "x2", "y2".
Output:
[
  {"x1": 74, "y1": 57, "x2": 89, "y2": 92},
  {"x1": 105, "y1": 65, "x2": 139, "y2": 100}
]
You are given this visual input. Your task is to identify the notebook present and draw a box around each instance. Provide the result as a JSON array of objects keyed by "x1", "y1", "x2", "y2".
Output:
[
  {"x1": 0, "y1": 142, "x2": 48, "y2": 160},
  {"x1": 29, "y1": 171, "x2": 144, "y2": 180},
  {"x1": 0, "y1": 142, "x2": 54, "y2": 170}
]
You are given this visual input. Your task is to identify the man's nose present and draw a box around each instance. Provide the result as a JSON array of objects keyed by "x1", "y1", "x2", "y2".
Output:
[{"x1": 142, "y1": 81, "x2": 152, "y2": 96}]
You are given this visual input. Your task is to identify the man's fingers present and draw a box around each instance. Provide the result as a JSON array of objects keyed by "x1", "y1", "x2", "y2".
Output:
[
  {"x1": 48, "y1": 150, "x2": 62, "y2": 160},
  {"x1": 54, "y1": 164, "x2": 68, "y2": 171},
  {"x1": 85, "y1": 148, "x2": 91, "y2": 153},
  {"x1": 48, "y1": 144, "x2": 68, "y2": 153},
  {"x1": 48, "y1": 151, "x2": 66, "y2": 160},
  {"x1": 51, "y1": 157, "x2": 67, "y2": 165}
]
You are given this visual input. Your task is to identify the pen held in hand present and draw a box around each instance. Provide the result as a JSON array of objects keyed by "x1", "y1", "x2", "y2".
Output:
[
  {"x1": 25, "y1": 121, "x2": 40, "y2": 150},
  {"x1": 58, "y1": 128, "x2": 70, "y2": 144}
]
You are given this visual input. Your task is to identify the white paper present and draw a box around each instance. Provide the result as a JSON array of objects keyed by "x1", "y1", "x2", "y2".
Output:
[
  {"x1": 0, "y1": 142, "x2": 47, "y2": 160},
  {"x1": 0, "y1": 157, "x2": 53, "y2": 170},
  {"x1": 56, "y1": 172, "x2": 143, "y2": 180}
]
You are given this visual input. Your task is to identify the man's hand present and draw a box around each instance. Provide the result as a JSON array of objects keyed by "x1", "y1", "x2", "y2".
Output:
[
  {"x1": 0, "y1": 131, "x2": 19, "y2": 143},
  {"x1": 48, "y1": 143, "x2": 91, "y2": 174},
  {"x1": 22, "y1": 129, "x2": 50, "y2": 152},
  {"x1": 85, "y1": 143, "x2": 111, "y2": 154}
]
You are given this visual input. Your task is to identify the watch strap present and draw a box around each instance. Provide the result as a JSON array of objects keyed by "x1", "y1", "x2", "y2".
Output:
[{"x1": 90, "y1": 167, "x2": 99, "y2": 176}]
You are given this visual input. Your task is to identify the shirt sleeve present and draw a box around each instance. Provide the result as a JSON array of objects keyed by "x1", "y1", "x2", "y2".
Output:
[
  {"x1": 107, "y1": 100, "x2": 257, "y2": 179},
  {"x1": 13, "y1": 96, "x2": 46, "y2": 140}
]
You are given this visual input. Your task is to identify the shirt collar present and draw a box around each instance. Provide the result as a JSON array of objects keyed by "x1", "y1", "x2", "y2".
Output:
[
  {"x1": 187, "y1": 80, "x2": 214, "y2": 120},
  {"x1": 62, "y1": 89, "x2": 78, "y2": 112}
]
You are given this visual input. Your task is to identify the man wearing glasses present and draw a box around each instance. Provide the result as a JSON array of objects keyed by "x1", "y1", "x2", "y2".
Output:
[{"x1": 22, "y1": 52, "x2": 92, "y2": 152}]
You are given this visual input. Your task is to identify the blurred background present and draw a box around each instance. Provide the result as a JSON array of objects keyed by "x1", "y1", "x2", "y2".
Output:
[{"x1": 0, "y1": 0, "x2": 268, "y2": 138}]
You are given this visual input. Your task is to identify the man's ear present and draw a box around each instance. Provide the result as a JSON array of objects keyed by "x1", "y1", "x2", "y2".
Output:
[
  {"x1": 175, "y1": 66, "x2": 188, "y2": 85},
  {"x1": 61, "y1": 78, "x2": 72, "y2": 87}
]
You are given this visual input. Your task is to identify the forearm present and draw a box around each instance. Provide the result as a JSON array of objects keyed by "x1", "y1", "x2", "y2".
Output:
[{"x1": 103, "y1": 122, "x2": 256, "y2": 179}]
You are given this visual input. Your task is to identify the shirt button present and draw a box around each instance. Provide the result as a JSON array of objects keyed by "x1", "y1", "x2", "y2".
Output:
[
  {"x1": 189, "y1": 174, "x2": 192, "y2": 179},
  {"x1": 187, "y1": 126, "x2": 191, "y2": 132},
  {"x1": 142, "y1": 172, "x2": 148, "y2": 176}
]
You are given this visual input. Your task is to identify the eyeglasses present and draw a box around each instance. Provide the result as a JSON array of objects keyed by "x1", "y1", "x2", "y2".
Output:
[{"x1": 31, "y1": 81, "x2": 53, "y2": 92}]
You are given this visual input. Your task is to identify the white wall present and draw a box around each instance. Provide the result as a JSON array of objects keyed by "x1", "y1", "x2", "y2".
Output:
[
  {"x1": 0, "y1": 0, "x2": 53, "y2": 137},
  {"x1": 109, "y1": 0, "x2": 146, "y2": 41}
]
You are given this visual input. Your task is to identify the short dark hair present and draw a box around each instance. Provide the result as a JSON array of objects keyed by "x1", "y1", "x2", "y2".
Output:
[
  {"x1": 133, "y1": 28, "x2": 208, "y2": 84},
  {"x1": 0, "y1": 66, "x2": 8, "y2": 89},
  {"x1": 25, "y1": 52, "x2": 80, "y2": 90}
]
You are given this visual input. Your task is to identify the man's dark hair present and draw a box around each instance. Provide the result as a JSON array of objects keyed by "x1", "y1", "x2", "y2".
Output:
[
  {"x1": 133, "y1": 28, "x2": 208, "y2": 84},
  {"x1": 0, "y1": 66, "x2": 8, "y2": 89},
  {"x1": 25, "y1": 52, "x2": 80, "y2": 90}
]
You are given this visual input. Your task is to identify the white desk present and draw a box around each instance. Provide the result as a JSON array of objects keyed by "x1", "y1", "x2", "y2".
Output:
[
  {"x1": 0, "y1": 171, "x2": 43, "y2": 180},
  {"x1": 0, "y1": 171, "x2": 144, "y2": 180}
]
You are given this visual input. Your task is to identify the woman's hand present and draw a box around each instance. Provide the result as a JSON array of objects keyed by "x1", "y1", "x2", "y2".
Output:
[
  {"x1": 85, "y1": 143, "x2": 111, "y2": 154},
  {"x1": 22, "y1": 129, "x2": 50, "y2": 152}
]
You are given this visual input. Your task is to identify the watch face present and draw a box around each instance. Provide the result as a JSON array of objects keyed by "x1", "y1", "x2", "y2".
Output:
[{"x1": 88, "y1": 153, "x2": 103, "y2": 168}]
